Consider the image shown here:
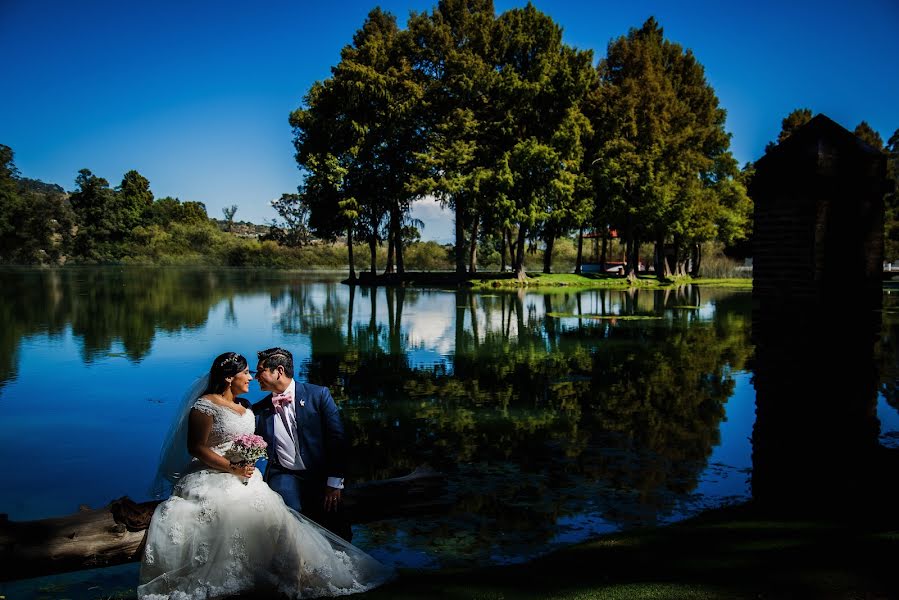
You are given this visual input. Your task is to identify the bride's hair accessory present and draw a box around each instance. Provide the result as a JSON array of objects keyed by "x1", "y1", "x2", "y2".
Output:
[{"x1": 219, "y1": 354, "x2": 243, "y2": 368}]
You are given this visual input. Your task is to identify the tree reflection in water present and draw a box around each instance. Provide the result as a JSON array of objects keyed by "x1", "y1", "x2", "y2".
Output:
[
  {"x1": 0, "y1": 267, "x2": 241, "y2": 386},
  {"x1": 11, "y1": 269, "x2": 892, "y2": 565},
  {"x1": 276, "y1": 281, "x2": 754, "y2": 564}
]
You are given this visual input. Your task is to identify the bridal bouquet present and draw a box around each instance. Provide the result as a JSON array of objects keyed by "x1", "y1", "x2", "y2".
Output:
[{"x1": 226, "y1": 434, "x2": 268, "y2": 485}]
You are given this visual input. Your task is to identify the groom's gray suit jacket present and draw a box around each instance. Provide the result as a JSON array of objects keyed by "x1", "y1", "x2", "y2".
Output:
[{"x1": 252, "y1": 382, "x2": 347, "y2": 481}]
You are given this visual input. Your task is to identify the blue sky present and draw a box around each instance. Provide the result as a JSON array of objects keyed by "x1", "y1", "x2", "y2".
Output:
[{"x1": 1, "y1": 0, "x2": 897, "y2": 242}]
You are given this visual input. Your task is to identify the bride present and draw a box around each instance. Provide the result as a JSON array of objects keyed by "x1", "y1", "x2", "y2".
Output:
[{"x1": 138, "y1": 352, "x2": 393, "y2": 599}]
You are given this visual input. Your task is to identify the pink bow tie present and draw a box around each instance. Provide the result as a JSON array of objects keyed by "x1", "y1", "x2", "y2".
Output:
[{"x1": 272, "y1": 390, "x2": 293, "y2": 409}]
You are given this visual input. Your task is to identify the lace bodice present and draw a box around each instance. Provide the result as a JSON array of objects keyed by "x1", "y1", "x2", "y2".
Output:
[{"x1": 191, "y1": 398, "x2": 255, "y2": 455}]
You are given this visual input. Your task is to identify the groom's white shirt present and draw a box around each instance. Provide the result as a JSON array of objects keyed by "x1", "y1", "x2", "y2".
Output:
[{"x1": 272, "y1": 379, "x2": 344, "y2": 489}]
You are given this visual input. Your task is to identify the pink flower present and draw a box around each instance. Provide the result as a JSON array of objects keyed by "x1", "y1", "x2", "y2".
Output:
[{"x1": 227, "y1": 434, "x2": 268, "y2": 464}]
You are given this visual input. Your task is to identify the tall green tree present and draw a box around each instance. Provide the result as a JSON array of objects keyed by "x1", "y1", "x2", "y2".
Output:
[
  {"x1": 338, "y1": 8, "x2": 425, "y2": 275},
  {"x1": 589, "y1": 17, "x2": 746, "y2": 280},
  {"x1": 70, "y1": 169, "x2": 121, "y2": 260},
  {"x1": 591, "y1": 18, "x2": 677, "y2": 279},
  {"x1": 117, "y1": 170, "x2": 154, "y2": 231},
  {"x1": 408, "y1": 0, "x2": 497, "y2": 274},
  {"x1": 490, "y1": 3, "x2": 594, "y2": 278},
  {"x1": 293, "y1": 8, "x2": 424, "y2": 277},
  {"x1": 290, "y1": 73, "x2": 361, "y2": 278}
]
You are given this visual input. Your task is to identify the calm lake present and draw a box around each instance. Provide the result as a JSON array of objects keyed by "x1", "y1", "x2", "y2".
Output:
[{"x1": 2, "y1": 267, "x2": 898, "y2": 592}]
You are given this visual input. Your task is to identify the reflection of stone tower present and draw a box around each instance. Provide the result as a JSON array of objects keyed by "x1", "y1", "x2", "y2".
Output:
[{"x1": 750, "y1": 114, "x2": 888, "y2": 512}]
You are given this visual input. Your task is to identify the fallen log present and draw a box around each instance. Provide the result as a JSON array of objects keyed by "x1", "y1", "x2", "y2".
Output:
[{"x1": 0, "y1": 466, "x2": 447, "y2": 581}]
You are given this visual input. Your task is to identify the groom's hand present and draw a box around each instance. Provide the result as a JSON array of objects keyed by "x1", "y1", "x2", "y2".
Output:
[{"x1": 324, "y1": 487, "x2": 342, "y2": 512}]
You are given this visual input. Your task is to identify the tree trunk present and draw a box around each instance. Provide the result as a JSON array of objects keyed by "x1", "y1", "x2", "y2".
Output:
[
  {"x1": 624, "y1": 236, "x2": 633, "y2": 277},
  {"x1": 690, "y1": 243, "x2": 701, "y2": 278},
  {"x1": 500, "y1": 229, "x2": 507, "y2": 273},
  {"x1": 543, "y1": 230, "x2": 555, "y2": 274},
  {"x1": 347, "y1": 227, "x2": 356, "y2": 282},
  {"x1": 395, "y1": 219, "x2": 405, "y2": 275},
  {"x1": 369, "y1": 236, "x2": 377, "y2": 276},
  {"x1": 468, "y1": 213, "x2": 479, "y2": 274},
  {"x1": 454, "y1": 202, "x2": 466, "y2": 274},
  {"x1": 575, "y1": 226, "x2": 584, "y2": 274},
  {"x1": 655, "y1": 233, "x2": 671, "y2": 280},
  {"x1": 672, "y1": 235, "x2": 684, "y2": 276},
  {"x1": 600, "y1": 232, "x2": 608, "y2": 272},
  {"x1": 626, "y1": 235, "x2": 639, "y2": 284},
  {"x1": 514, "y1": 226, "x2": 527, "y2": 282},
  {"x1": 654, "y1": 235, "x2": 663, "y2": 280},
  {"x1": 385, "y1": 227, "x2": 395, "y2": 275},
  {"x1": 506, "y1": 228, "x2": 515, "y2": 272},
  {"x1": 0, "y1": 467, "x2": 447, "y2": 582}
]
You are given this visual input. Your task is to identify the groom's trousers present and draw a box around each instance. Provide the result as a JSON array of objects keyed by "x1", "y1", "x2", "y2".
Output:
[{"x1": 266, "y1": 463, "x2": 353, "y2": 542}]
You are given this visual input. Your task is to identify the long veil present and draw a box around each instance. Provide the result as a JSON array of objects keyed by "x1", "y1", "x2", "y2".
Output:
[{"x1": 149, "y1": 373, "x2": 209, "y2": 498}]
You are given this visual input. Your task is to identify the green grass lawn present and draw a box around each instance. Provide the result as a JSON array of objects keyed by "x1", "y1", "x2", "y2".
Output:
[{"x1": 469, "y1": 273, "x2": 753, "y2": 290}]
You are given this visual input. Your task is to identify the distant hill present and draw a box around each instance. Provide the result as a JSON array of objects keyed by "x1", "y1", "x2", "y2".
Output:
[
  {"x1": 211, "y1": 218, "x2": 270, "y2": 238},
  {"x1": 18, "y1": 177, "x2": 65, "y2": 196}
]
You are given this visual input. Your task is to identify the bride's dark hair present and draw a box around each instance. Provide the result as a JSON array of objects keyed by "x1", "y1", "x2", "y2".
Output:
[{"x1": 203, "y1": 352, "x2": 248, "y2": 395}]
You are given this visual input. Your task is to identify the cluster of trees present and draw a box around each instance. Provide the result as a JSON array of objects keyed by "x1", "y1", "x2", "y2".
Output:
[
  {"x1": 0, "y1": 143, "x2": 573, "y2": 269},
  {"x1": 0, "y1": 145, "x2": 212, "y2": 264},
  {"x1": 0, "y1": 145, "x2": 74, "y2": 264},
  {"x1": 286, "y1": 1, "x2": 753, "y2": 281}
]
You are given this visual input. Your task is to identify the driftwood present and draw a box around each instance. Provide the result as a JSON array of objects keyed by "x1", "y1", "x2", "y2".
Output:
[{"x1": 0, "y1": 466, "x2": 446, "y2": 581}]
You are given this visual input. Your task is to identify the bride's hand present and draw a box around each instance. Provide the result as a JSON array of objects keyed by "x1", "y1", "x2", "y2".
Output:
[{"x1": 229, "y1": 462, "x2": 255, "y2": 478}]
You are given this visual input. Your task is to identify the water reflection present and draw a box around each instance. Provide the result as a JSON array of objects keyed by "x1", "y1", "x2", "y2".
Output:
[
  {"x1": 274, "y1": 280, "x2": 755, "y2": 563},
  {"x1": 0, "y1": 267, "x2": 800, "y2": 568}
]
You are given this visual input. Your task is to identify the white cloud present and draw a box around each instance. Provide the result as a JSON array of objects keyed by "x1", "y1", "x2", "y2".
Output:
[{"x1": 410, "y1": 196, "x2": 454, "y2": 243}]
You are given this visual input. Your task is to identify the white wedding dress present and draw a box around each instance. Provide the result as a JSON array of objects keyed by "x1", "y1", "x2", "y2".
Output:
[{"x1": 138, "y1": 398, "x2": 393, "y2": 599}]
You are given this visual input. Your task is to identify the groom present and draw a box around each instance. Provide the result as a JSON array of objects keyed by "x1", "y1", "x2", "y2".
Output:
[{"x1": 252, "y1": 347, "x2": 352, "y2": 541}]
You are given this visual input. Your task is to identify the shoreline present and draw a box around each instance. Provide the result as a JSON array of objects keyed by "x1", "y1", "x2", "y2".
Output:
[
  {"x1": 5, "y1": 500, "x2": 895, "y2": 599},
  {"x1": 343, "y1": 271, "x2": 754, "y2": 290}
]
